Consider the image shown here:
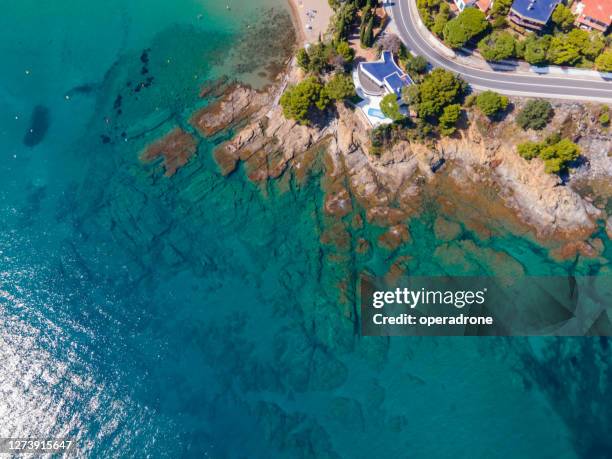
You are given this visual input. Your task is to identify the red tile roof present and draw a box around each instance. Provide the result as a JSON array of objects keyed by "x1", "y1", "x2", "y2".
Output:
[
  {"x1": 477, "y1": 0, "x2": 493, "y2": 11},
  {"x1": 577, "y1": 0, "x2": 612, "y2": 27}
]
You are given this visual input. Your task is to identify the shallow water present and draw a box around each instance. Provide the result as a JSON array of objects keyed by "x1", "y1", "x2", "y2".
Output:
[{"x1": 1, "y1": 1, "x2": 611, "y2": 457}]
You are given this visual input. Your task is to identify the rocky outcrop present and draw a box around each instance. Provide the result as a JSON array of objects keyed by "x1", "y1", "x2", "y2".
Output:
[
  {"x1": 140, "y1": 128, "x2": 198, "y2": 177},
  {"x1": 162, "y1": 63, "x2": 610, "y2": 258},
  {"x1": 190, "y1": 85, "x2": 270, "y2": 137}
]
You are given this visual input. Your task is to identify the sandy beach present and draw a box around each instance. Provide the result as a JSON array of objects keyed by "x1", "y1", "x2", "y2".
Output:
[{"x1": 287, "y1": 0, "x2": 333, "y2": 45}]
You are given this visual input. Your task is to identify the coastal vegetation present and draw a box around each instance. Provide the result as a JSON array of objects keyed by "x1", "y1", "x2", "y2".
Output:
[
  {"x1": 380, "y1": 93, "x2": 404, "y2": 121},
  {"x1": 417, "y1": 1, "x2": 612, "y2": 70},
  {"x1": 517, "y1": 135, "x2": 581, "y2": 174},
  {"x1": 475, "y1": 90, "x2": 509, "y2": 118},
  {"x1": 403, "y1": 68, "x2": 466, "y2": 119},
  {"x1": 515, "y1": 100, "x2": 553, "y2": 130},
  {"x1": 442, "y1": 7, "x2": 489, "y2": 49}
]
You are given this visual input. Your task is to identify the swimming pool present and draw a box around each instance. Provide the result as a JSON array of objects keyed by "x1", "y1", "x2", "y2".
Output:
[{"x1": 367, "y1": 107, "x2": 386, "y2": 119}]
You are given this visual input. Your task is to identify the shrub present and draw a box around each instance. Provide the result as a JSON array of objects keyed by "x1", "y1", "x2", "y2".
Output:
[
  {"x1": 540, "y1": 139, "x2": 580, "y2": 174},
  {"x1": 517, "y1": 138, "x2": 580, "y2": 174},
  {"x1": 476, "y1": 90, "x2": 508, "y2": 117},
  {"x1": 517, "y1": 141, "x2": 542, "y2": 160},
  {"x1": 380, "y1": 93, "x2": 404, "y2": 121},
  {"x1": 516, "y1": 99, "x2": 553, "y2": 130},
  {"x1": 443, "y1": 8, "x2": 489, "y2": 49},
  {"x1": 478, "y1": 31, "x2": 517, "y2": 62},
  {"x1": 600, "y1": 111, "x2": 610, "y2": 127}
]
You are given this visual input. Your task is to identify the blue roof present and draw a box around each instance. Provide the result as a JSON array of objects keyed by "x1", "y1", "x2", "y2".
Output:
[
  {"x1": 360, "y1": 51, "x2": 412, "y2": 96},
  {"x1": 384, "y1": 73, "x2": 411, "y2": 96},
  {"x1": 361, "y1": 51, "x2": 403, "y2": 84},
  {"x1": 511, "y1": 0, "x2": 561, "y2": 23}
]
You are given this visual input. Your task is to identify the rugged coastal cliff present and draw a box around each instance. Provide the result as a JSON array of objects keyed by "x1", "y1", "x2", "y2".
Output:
[{"x1": 148, "y1": 64, "x2": 611, "y2": 261}]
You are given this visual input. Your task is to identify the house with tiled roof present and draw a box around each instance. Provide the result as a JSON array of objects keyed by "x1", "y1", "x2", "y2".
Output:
[
  {"x1": 452, "y1": 0, "x2": 493, "y2": 12},
  {"x1": 508, "y1": 0, "x2": 562, "y2": 30},
  {"x1": 572, "y1": 0, "x2": 612, "y2": 33}
]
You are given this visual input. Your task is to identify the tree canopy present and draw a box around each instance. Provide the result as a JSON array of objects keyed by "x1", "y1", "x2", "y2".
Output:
[
  {"x1": 551, "y1": 4, "x2": 575, "y2": 32},
  {"x1": 443, "y1": 8, "x2": 489, "y2": 49},
  {"x1": 517, "y1": 137, "x2": 580, "y2": 174},
  {"x1": 439, "y1": 103, "x2": 462, "y2": 135},
  {"x1": 324, "y1": 73, "x2": 356, "y2": 100},
  {"x1": 516, "y1": 99, "x2": 553, "y2": 130},
  {"x1": 596, "y1": 51, "x2": 612, "y2": 72},
  {"x1": 280, "y1": 77, "x2": 329, "y2": 124},
  {"x1": 403, "y1": 68, "x2": 465, "y2": 119},
  {"x1": 478, "y1": 31, "x2": 517, "y2": 62},
  {"x1": 380, "y1": 93, "x2": 404, "y2": 121},
  {"x1": 476, "y1": 91, "x2": 509, "y2": 117}
]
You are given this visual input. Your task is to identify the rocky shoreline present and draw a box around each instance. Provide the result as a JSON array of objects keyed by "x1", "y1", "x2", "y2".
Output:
[{"x1": 143, "y1": 62, "x2": 611, "y2": 261}]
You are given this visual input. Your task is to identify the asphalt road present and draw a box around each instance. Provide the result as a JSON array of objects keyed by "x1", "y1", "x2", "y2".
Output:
[{"x1": 389, "y1": 0, "x2": 612, "y2": 103}]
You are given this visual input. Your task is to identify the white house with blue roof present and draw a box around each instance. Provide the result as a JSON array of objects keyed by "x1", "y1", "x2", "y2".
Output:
[{"x1": 353, "y1": 51, "x2": 412, "y2": 125}]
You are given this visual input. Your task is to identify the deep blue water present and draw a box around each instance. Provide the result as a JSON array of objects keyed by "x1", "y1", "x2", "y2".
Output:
[{"x1": 1, "y1": 1, "x2": 611, "y2": 458}]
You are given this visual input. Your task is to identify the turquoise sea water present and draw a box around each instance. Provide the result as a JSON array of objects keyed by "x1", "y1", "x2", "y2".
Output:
[{"x1": 1, "y1": 1, "x2": 611, "y2": 457}]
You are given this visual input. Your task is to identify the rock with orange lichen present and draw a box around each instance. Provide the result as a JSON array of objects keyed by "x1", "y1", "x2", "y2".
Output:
[
  {"x1": 356, "y1": 238, "x2": 371, "y2": 255},
  {"x1": 434, "y1": 217, "x2": 462, "y2": 242},
  {"x1": 549, "y1": 239, "x2": 604, "y2": 261},
  {"x1": 385, "y1": 255, "x2": 412, "y2": 285},
  {"x1": 324, "y1": 188, "x2": 352, "y2": 218},
  {"x1": 190, "y1": 85, "x2": 269, "y2": 137},
  {"x1": 140, "y1": 128, "x2": 198, "y2": 177},
  {"x1": 320, "y1": 222, "x2": 351, "y2": 251},
  {"x1": 377, "y1": 224, "x2": 410, "y2": 251},
  {"x1": 366, "y1": 207, "x2": 408, "y2": 227}
]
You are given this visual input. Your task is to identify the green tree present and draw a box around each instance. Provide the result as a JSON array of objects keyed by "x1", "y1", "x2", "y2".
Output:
[
  {"x1": 404, "y1": 68, "x2": 466, "y2": 118},
  {"x1": 336, "y1": 41, "x2": 355, "y2": 63},
  {"x1": 524, "y1": 34, "x2": 550, "y2": 65},
  {"x1": 439, "y1": 103, "x2": 462, "y2": 135},
  {"x1": 443, "y1": 8, "x2": 489, "y2": 49},
  {"x1": 516, "y1": 99, "x2": 553, "y2": 130},
  {"x1": 476, "y1": 90, "x2": 509, "y2": 117},
  {"x1": 517, "y1": 141, "x2": 542, "y2": 160},
  {"x1": 432, "y1": 3, "x2": 451, "y2": 37},
  {"x1": 380, "y1": 93, "x2": 404, "y2": 121},
  {"x1": 596, "y1": 51, "x2": 612, "y2": 72},
  {"x1": 566, "y1": 29, "x2": 604, "y2": 61},
  {"x1": 551, "y1": 4, "x2": 575, "y2": 32},
  {"x1": 403, "y1": 54, "x2": 429, "y2": 77},
  {"x1": 490, "y1": 0, "x2": 512, "y2": 17},
  {"x1": 547, "y1": 35, "x2": 581, "y2": 66},
  {"x1": 296, "y1": 48, "x2": 310, "y2": 71},
  {"x1": 477, "y1": 31, "x2": 517, "y2": 61},
  {"x1": 324, "y1": 73, "x2": 356, "y2": 100},
  {"x1": 540, "y1": 138, "x2": 580, "y2": 174},
  {"x1": 280, "y1": 77, "x2": 328, "y2": 124}
]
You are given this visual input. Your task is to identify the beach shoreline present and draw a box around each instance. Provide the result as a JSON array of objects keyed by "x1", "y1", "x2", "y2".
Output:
[{"x1": 286, "y1": 0, "x2": 333, "y2": 45}]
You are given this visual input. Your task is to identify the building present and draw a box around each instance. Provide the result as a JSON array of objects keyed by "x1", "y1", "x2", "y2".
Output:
[
  {"x1": 358, "y1": 51, "x2": 413, "y2": 99},
  {"x1": 572, "y1": 0, "x2": 612, "y2": 33},
  {"x1": 508, "y1": 0, "x2": 562, "y2": 30},
  {"x1": 452, "y1": 0, "x2": 493, "y2": 12},
  {"x1": 353, "y1": 51, "x2": 413, "y2": 125}
]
